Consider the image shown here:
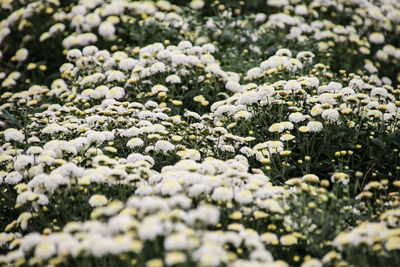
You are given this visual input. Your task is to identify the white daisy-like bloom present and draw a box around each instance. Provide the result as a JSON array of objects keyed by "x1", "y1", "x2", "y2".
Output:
[
  {"x1": 234, "y1": 110, "x2": 252, "y2": 120},
  {"x1": 138, "y1": 216, "x2": 164, "y2": 241},
  {"x1": 307, "y1": 121, "x2": 324, "y2": 133},
  {"x1": 268, "y1": 123, "x2": 285, "y2": 133},
  {"x1": 106, "y1": 86, "x2": 125, "y2": 99},
  {"x1": 212, "y1": 186, "x2": 233, "y2": 201},
  {"x1": 276, "y1": 48, "x2": 292, "y2": 57},
  {"x1": 294, "y1": 4, "x2": 308, "y2": 15},
  {"x1": 255, "y1": 13, "x2": 267, "y2": 23},
  {"x1": 246, "y1": 67, "x2": 263, "y2": 80},
  {"x1": 370, "y1": 87, "x2": 388, "y2": 98},
  {"x1": 89, "y1": 236, "x2": 114, "y2": 257},
  {"x1": 15, "y1": 48, "x2": 28, "y2": 61},
  {"x1": 150, "y1": 62, "x2": 166, "y2": 73},
  {"x1": 280, "y1": 133, "x2": 295, "y2": 141},
  {"x1": 14, "y1": 155, "x2": 34, "y2": 171},
  {"x1": 151, "y1": 84, "x2": 169, "y2": 95},
  {"x1": 189, "y1": 0, "x2": 205, "y2": 10},
  {"x1": 225, "y1": 80, "x2": 243, "y2": 92},
  {"x1": 288, "y1": 112, "x2": 306, "y2": 123},
  {"x1": 322, "y1": 109, "x2": 340, "y2": 123},
  {"x1": 188, "y1": 183, "x2": 207, "y2": 197},
  {"x1": 90, "y1": 85, "x2": 108, "y2": 99},
  {"x1": 281, "y1": 121, "x2": 294, "y2": 130},
  {"x1": 127, "y1": 138, "x2": 144, "y2": 148},
  {"x1": 42, "y1": 123, "x2": 68, "y2": 134},
  {"x1": 176, "y1": 149, "x2": 201, "y2": 161},
  {"x1": 106, "y1": 70, "x2": 126, "y2": 82},
  {"x1": 369, "y1": 32, "x2": 385, "y2": 44},
  {"x1": 328, "y1": 81, "x2": 342, "y2": 93},
  {"x1": 5, "y1": 171, "x2": 23, "y2": 184},
  {"x1": 89, "y1": 194, "x2": 108, "y2": 207},
  {"x1": 235, "y1": 190, "x2": 253, "y2": 204},
  {"x1": 283, "y1": 80, "x2": 301, "y2": 93},
  {"x1": 135, "y1": 184, "x2": 153, "y2": 196},
  {"x1": 81, "y1": 45, "x2": 98, "y2": 56},
  {"x1": 34, "y1": 242, "x2": 56, "y2": 260},
  {"x1": 155, "y1": 140, "x2": 175, "y2": 153},
  {"x1": 17, "y1": 212, "x2": 32, "y2": 230},
  {"x1": 66, "y1": 49, "x2": 82, "y2": 61},
  {"x1": 331, "y1": 172, "x2": 350, "y2": 185},
  {"x1": 303, "y1": 76, "x2": 319, "y2": 87},
  {"x1": 98, "y1": 21, "x2": 115, "y2": 37},
  {"x1": 118, "y1": 58, "x2": 136, "y2": 71},
  {"x1": 318, "y1": 93, "x2": 336, "y2": 105},
  {"x1": 4, "y1": 128, "x2": 25, "y2": 142},
  {"x1": 250, "y1": 249, "x2": 274, "y2": 263},
  {"x1": 191, "y1": 204, "x2": 220, "y2": 226},
  {"x1": 159, "y1": 179, "x2": 183, "y2": 195},
  {"x1": 166, "y1": 74, "x2": 181, "y2": 84}
]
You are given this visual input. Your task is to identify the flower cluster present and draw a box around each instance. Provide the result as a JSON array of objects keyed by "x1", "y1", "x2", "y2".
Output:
[{"x1": 1, "y1": 0, "x2": 400, "y2": 266}]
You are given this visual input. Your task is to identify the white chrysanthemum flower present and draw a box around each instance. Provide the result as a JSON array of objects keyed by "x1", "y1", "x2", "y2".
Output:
[
  {"x1": 127, "y1": 138, "x2": 144, "y2": 148},
  {"x1": 212, "y1": 187, "x2": 233, "y2": 201},
  {"x1": 118, "y1": 58, "x2": 136, "y2": 71},
  {"x1": 303, "y1": 76, "x2": 319, "y2": 87},
  {"x1": 14, "y1": 155, "x2": 34, "y2": 171},
  {"x1": 255, "y1": 13, "x2": 267, "y2": 23},
  {"x1": 321, "y1": 109, "x2": 340, "y2": 122},
  {"x1": 193, "y1": 204, "x2": 220, "y2": 225},
  {"x1": 165, "y1": 251, "x2": 187, "y2": 265},
  {"x1": 138, "y1": 216, "x2": 164, "y2": 241},
  {"x1": 288, "y1": 112, "x2": 306, "y2": 123},
  {"x1": 67, "y1": 49, "x2": 82, "y2": 61},
  {"x1": 246, "y1": 67, "x2": 263, "y2": 80},
  {"x1": 284, "y1": 80, "x2": 301, "y2": 93},
  {"x1": 89, "y1": 194, "x2": 108, "y2": 207},
  {"x1": 370, "y1": 87, "x2": 388, "y2": 98},
  {"x1": 318, "y1": 93, "x2": 336, "y2": 105},
  {"x1": 15, "y1": 48, "x2": 28, "y2": 61},
  {"x1": 151, "y1": 84, "x2": 169, "y2": 95},
  {"x1": 155, "y1": 140, "x2": 175, "y2": 153},
  {"x1": 331, "y1": 172, "x2": 349, "y2": 185},
  {"x1": 5, "y1": 171, "x2": 23, "y2": 184},
  {"x1": 98, "y1": 22, "x2": 115, "y2": 37},
  {"x1": 166, "y1": 74, "x2": 181, "y2": 84},
  {"x1": 90, "y1": 237, "x2": 113, "y2": 257},
  {"x1": 82, "y1": 45, "x2": 98, "y2": 56},
  {"x1": 42, "y1": 123, "x2": 68, "y2": 134},
  {"x1": 268, "y1": 123, "x2": 285, "y2": 133},
  {"x1": 176, "y1": 149, "x2": 201, "y2": 161},
  {"x1": 159, "y1": 179, "x2": 183, "y2": 195},
  {"x1": 295, "y1": 5, "x2": 308, "y2": 16},
  {"x1": 4, "y1": 128, "x2": 25, "y2": 142},
  {"x1": 276, "y1": 48, "x2": 292, "y2": 57},
  {"x1": 106, "y1": 86, "x2": 125, "y2": 99},
  {"x1": 302, "y1": 174, "x2": 320, "y2": 183},
  {"x1": 280, "y1": 134, "x2": 295, "y2": 141},
  {"x1": 369, "y1": 32, "x2": 385, "y2": 44},
  {"x1": 307, "y1": 121, "x2": 323, "y2": 133},
  {"x1": 234, "y1": 110, "x2": 252, "y2": 120},
  {"x1": 189, "y1": 0, "x2": 205, "y2": 9},
  {"x1": 106, "y1": 70, "x2": 126, "y2": 82},
  {"x1": 235, "y1": 190, "x2": 253, "y2": 204},
  {"x1": 225, "y1": 80, "x2": 243, "y2": 92},
  {"x1": 34, "y1": 242, "x2": 56, "y2": 260},
  {"x1": 92, "y1": 85, "x2": 109, "y2": 99}
]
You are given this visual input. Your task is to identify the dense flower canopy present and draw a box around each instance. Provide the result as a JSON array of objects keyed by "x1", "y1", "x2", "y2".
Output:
[{"x1": 1, "y1": 0, "x2": 400, "y2": 266}]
